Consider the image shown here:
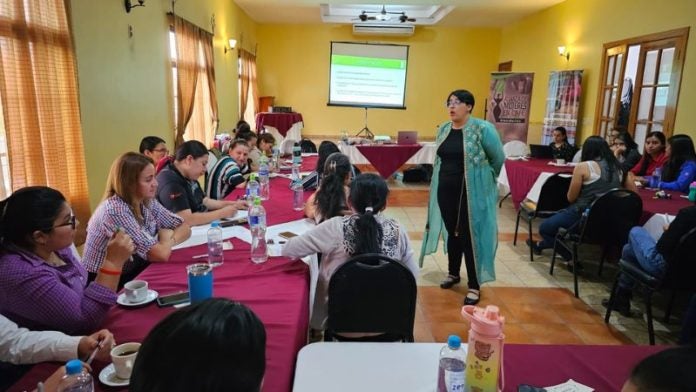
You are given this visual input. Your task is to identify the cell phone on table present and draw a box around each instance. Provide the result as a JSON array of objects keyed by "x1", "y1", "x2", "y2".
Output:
[
  {"x1": 278, "y1": 231, "x2": 298, "y2": 240},
  {"x1": 156, "y1": 291, "x2": 190, "y2": 307},
  {"x1": 220, "y1": 218, "x2": 247, "y2": 228}
]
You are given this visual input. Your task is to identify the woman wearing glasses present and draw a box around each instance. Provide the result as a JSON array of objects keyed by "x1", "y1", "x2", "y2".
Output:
[
  {"x1": 139, "y1": 136, "x2": 169, "y2": 164},
  {"x1": 421, "y1": 89, "x2": 505, "y2": 305},
  {"x1": 84, "y1": 152, "x2": 192, "y2": 286},
  {"x1": 0, "y1": 186, "x2": 135, "y2": 334}
]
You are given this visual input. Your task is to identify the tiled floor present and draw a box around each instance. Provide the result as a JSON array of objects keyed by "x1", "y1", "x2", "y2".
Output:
[{"x1": 380, "y1": 178, "x2": 686, "y2": 345}]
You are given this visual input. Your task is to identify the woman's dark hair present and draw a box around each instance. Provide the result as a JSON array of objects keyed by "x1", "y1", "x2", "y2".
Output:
[
  {"x1": 581, "y1": 135, "x2": 622, "y2": 181},
  {"x1": 553, "y1": 126, "x2": 568, "y2": 141},
  {"x1": 314, "y1": 152, "x2": 351, "y2": 222},
  {"x1": 662, "y1": 134, "x2": 696, "y2": 182},
  {"x1": 235, "y1": 120, "x2": 250, "y2": 132},
  {"x1": 615, "y1": 131, "x2": 638, "y2": 151},
  {"x1": 257, "y1": 133, "x2": 275, "y2": 148},
  {"x1": 637, "y1": 131, "x2": 667, "y2": 175},
  {"x1": 348, "y1": 173, "x2": 389, "y2": 255},
  {"x1": 315, "y1": 141, "x2": 340, "y2": 174},
  {"x1": 446, "y1": 89, "x2": 475, "y2": 110},
  {"x1": 628, "y1": 345, "x2": 696, "y2": 392},
  {"x1": 174, "y1": 140, "x2": 208, "y2": 161},
  {"x1": 235, "y1": 123, "x2": 252, "y2": 137},
  {"x1": 0, "y1": 186, "x2": 66, "y2": 250},
  {"x1": 139, "y1": 136, "x2": 166, "y2": 154},
  {"x1": 236, "y1": 129, "x2": 257, "y2": 142},
  {"x1": 130, "y1": 298, "x2": 266, "y2": 392}
]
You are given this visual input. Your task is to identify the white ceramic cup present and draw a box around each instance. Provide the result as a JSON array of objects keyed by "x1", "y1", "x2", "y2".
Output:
[
  {"x1": 110, "y1": 342, "x2": 140, "y2": 380},
  {"x1": 124, "y1": 280, "x2": 148, "y2": 303},
  {"x1": 556, "y1": 158, "x2": 566, "y2": 165}
]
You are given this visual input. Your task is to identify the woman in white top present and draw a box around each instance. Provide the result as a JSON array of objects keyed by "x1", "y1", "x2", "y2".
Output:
[{"x1": 282, "y1": 173, "x2": 419, "y2": 330}]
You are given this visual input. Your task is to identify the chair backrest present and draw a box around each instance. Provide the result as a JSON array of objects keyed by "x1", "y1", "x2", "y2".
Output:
[
  {"x1": 662, "y1": 227, "x2": 696, "y2": 290},
  {"x1": 579, "y1": 188, "x2": 643, "y2": 247},
  {"x1": 572, "y1": 149, "x2": 582, "y2": 163},
  {"x1": 535, "y1": 172, "x2": 572, "y2": 214},
  {"x1": 300, "y1": 138, "x2": 318, "y2": 153},
  {"x1": 326, "y1": 253, "x2": 417, "y2": 342},
  {"x1": 503, "y1": 140, "x2": 528, "y2": 157}
]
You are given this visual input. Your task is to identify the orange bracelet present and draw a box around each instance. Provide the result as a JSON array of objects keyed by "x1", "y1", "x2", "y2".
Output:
[{"x1": 99, "y1": 267, "x2": 122, "y2": 276}]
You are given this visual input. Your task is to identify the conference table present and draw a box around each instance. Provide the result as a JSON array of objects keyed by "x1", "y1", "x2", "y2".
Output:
[
  {"x1": 339, "y1": 142, "x2": 436, "y2": 178},
  {"x1": 256, "y1": 112, "x2": 304, "y2": 143},
  {"x1": 11, "y1": 158, "x2": 319, "y2": 392},
  {"x1": 293, "y1": 342, "x2": 666, "y2": 391}
]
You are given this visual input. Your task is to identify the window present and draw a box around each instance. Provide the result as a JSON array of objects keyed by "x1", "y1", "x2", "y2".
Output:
[{"x1": 594, "y1": 28, "x2": 689, "y2": 152}]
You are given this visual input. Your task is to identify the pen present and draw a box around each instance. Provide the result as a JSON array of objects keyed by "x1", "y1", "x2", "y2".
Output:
[
  {"x1": 192, "y1": 254, "x2": 208, "y2": 259},
  {"x1": 85, "y1": 338, "x2": 104, "y2": 365}
]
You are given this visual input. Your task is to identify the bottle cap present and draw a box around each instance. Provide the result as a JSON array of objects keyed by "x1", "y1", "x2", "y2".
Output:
[
  {"x1": 447, "y1": 335, "x2": 461, "y2": 349},
  {"x1": 210, "y1": 220, "x2": 220, "y2": 228},
  {"x1": 65, "y1": 359, "x2": 83, "y2": 375},
  {"x1": 249, "y1": 173, "x2": 257, "y2": 181},
  {"x1": 254, "y1": 197, "x2": 261, "y2": 206}
]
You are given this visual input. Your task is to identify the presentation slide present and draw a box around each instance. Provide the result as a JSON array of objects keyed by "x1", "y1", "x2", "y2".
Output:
[{"x1": 328, "y1": 42, "x2": 409, "y2": 109}]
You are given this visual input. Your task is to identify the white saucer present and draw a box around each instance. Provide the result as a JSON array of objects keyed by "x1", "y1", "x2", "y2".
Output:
[
  {"x1": 117, "y1": 289, "x2": 158, "y2": 307},
  {"x1": 99, "y1": 363, "x2": 130, "y2": 387}
]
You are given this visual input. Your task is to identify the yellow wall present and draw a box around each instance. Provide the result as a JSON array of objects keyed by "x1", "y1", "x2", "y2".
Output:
[
  {"x1": 69, "y1": 0, "x2": 256, "y2": 210},
  {"x1": 255, "y1": 24, "x2": 501, "y2": 138},
  {"x1": 499, "y1": 0, "x2": 695, "y2": 143}
]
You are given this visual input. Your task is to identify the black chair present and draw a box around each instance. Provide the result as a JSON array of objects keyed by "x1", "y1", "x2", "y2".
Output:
[
  {"x1": 513, "y1": 172, "x2": 572, "y2": 261},
  {"x1": 550, "y1": 188, "x2": 643, "y2": 297},
  {"x1": 324, "y1": 253, "x2": 417, "y2": 342},
  {"x1": 300, "y1": 138, "x2": 317, "y2": 153},
  {"x1": 605, "y1": 227, "x2": 696, "y2": 345}
]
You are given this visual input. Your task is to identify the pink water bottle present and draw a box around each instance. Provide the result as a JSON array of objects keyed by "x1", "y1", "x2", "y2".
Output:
[{"x1": 461, "y1": 305, "x2": 505, "y2": 392}]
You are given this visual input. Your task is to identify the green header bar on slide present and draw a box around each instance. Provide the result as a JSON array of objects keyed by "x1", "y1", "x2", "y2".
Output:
[{"x1": 332, "y1": 54, "x2": 405, "y2": 69}]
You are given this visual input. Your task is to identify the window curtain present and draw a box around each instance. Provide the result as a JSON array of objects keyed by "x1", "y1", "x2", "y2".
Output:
[
  {"x1": 239, "y1": 48, "x2": 258, "y2": 121},
  {"x1": 172, "y1": 15, "x2": 218, "y2": 148},
  {"x1": 0, "y1": 0, "x2": 91, "y2": 243}
]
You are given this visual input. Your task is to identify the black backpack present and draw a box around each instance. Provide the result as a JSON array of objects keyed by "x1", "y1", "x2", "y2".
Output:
[
  {"x1": 300, "y1": 138, "x2": 317, "y2": 153},
  {"x1": 403, "y1": 164, "x2": 433, "y2": 183}
]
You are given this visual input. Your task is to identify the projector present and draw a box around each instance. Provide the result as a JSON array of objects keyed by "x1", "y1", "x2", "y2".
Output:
[{"x1": 270, "y1": 106, "x2": 292, "y2": 113}]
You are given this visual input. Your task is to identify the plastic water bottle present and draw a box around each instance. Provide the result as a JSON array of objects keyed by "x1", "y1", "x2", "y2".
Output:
[
  {"x1": 291, "y1": 163, "x2": 304, "y2": 211},
  {"x1": 57, "y1": 359, "x2": 94, "y2": 392},
  {"x1": 249, "y1": 197, "x2": 268, "y2": 263},
  {"x1": 292, "y1": 142, "x2": 302, "y2": 165},
  {"x1": 689, "y1": 181, "x2": 696, "y2": 202},
  {"x1": 258, "y1": 156, "x2": 270, "y2": 200},
  {"x1": 462, "y1": 305, "x2": 505, "y2": 392},
  {"x1": 207, "y1": 220, "x2": 224, "y2": 267},
  {"x1": 246, "y1": 173, "x2": 260, "y2": 202},
  {"x1": 651, "y1": 166, "x2": 663, "y2": 189},
  {"x1": 271, "y1": 147, "x2": 280, "y2": 171},
  {"x1": 437, "y1": 335, "x2": 466, "y2": 392}
]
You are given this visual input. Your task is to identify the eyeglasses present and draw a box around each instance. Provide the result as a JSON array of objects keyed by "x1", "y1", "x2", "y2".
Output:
[
  {"x1": 446, "y1": 100, "x2": 464, "y2": 108},
  {"x1": 54, "y1": 214, "x2": 77, "y2": 230},
  {"x1": 152, "y1": 148, "x2": 169, "y2": 153}
]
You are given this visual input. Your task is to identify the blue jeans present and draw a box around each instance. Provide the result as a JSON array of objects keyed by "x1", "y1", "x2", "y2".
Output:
[
  {"x1": 618, "y1": 226, "x2": 667, "y2": 290},
  {"x1": 538, "y1": 207, "x2": 581, "y2": 260}
]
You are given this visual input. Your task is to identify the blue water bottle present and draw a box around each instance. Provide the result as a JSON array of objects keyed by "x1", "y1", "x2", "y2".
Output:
[{"x1": 187, "y1": 263, "x2": 213, "y2": 303}]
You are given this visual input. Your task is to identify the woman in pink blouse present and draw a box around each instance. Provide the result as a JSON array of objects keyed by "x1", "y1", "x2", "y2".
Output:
[
  {"x1": 0, "y1": 186, "x2": 134, "y2": 334},
  {"x1": 84, "y1": 152, "x2": 192, "y2": 285}
]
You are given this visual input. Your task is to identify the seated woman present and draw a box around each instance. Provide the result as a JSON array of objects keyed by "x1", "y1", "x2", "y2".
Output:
[
  {"x1": 84, "y1": 152, "x2": 193, "y2": 285},
  {"x1": 305, "y1": 153, "x2": 352, "y2": 223},
  {"x1": 601, "y1": 205, "x2": 696, "y2": 317},
  {"x1": 657, "y1": 134, "x2": 696, "y2": 193},
  {"x1": 301, "y1": 141, "x2": 340, "y2": 191},
  {"x1": 0, "y1": 187, "x2": 134, "y2": 334},
  {"x1": 206, "y1": 140, "x2": 251, "y2": 200},
  {"x1": 549, "y1": 126, "x2": 576, "y2": 162},
  {"x1": 130, "y1": 298, "x2": 266, "y2": 392},
  {"x1": 139, "y1": 136, "x2": 169, "y2": 164},
  {"x1": 156, "y1": 140, "x2": 246, "y2": 227},
  {"x1": 612, "y1": 131, "x2": 642, "y2": 173},
  {"x1": 630, "y1": 131, "x2": 667, "y2": 180},
  {"x1": 248, "y1": 133, "x2": 276, "y2": 172},
  {"x1": 527, "y1": 136, "x2": 636, "y2": 264},
  {"x1": 283, "y1": 173, "x2": 419, "y2": 330}
]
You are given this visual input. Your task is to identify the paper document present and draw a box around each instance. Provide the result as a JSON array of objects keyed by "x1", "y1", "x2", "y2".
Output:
[
  {"x1": 545, "y1": 379, "x2": 594, "y2": 392},
  {"x1": 174, "y1": 216, "x2": 252, "y2": 250}
]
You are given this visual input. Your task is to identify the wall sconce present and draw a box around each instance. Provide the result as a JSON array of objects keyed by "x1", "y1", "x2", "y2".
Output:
[
  {"x1": 125, "y1": 0, "x2": 145, "y2": 13},
  {"x1": 224, "y1": 39, "x2": 237, "y2": 54},
  {"x1": 558, "y1": 46, "x2": 570, "y2": 61}
]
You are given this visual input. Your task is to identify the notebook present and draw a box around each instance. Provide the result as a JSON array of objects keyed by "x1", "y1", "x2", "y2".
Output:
[
  {"x1": 529, "y1": 144, "x2": 554, "y2": 159},
  {"x1": 397, "y1": 131, "x2": 418, "y2": 145}
]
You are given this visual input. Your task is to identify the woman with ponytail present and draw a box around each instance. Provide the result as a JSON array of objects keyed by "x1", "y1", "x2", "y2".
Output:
[
  {"x1": 283, "y1": 173, "x2": 419, "y2": 330},
  {"x1": 304, "y1": 152, "x2": 352, "y2": 223}
]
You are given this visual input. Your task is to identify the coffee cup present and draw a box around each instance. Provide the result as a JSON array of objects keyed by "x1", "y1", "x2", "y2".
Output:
[
  {"x1": 124, "y1": 280, "x2": 148, "y2": 303},
  {"x1": 556, "y1": 158, "x2": 566, "y2": 165},
  {"x1": 110, "y1": 342, "x2": 140, "y2": 380}
]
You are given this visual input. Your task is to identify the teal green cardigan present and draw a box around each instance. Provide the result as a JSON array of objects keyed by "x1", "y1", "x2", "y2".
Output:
[{"x1": 419, "y1": 117, "x2": 505, "y2": 284}]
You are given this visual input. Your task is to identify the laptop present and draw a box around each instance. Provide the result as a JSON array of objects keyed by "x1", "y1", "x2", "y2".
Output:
[
  {"x1": 397, "y1": 131, "x2": 418, "y2": 145},
  {"x1": 529, "y1": 144, "x2": 554, "y2": 159}
]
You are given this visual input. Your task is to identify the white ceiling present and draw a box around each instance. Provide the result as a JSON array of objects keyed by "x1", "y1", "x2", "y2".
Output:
[{"x1": 233, "y1": 1, "x2": 567, "y2": 28}]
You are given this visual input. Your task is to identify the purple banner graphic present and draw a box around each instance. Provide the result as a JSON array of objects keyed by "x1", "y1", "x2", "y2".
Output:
[
  {"x1": 486, "y1": 72, "x2": 534, "y2": 143},
  {"x1": 541, "y1": 70, "x2": 583, "y2": 145}
]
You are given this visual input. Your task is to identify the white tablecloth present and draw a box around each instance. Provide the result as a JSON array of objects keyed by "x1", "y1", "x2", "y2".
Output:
[
  {"x1": 338, "y1": 142, "x2": 437, "y2": 166},
  {"x1": 262, "y1": 121, "x2": 303, "y2": 144}
]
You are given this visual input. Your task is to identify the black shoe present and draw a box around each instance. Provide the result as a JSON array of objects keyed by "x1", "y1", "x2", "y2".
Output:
[
  {"x1": 602, "y1": 297, "x2": 633, "y2": 317},
  {"x1": 440, "y1": 275, "x2": 461, "y2": 289},
  {"x1": 525, "y1": 239, "x2": 542, "y2": 255},
  {"x1": 463, "y1": 289, "x2": 481, "y2": 305}
]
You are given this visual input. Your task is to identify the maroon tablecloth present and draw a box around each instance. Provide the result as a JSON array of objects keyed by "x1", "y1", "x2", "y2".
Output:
[
  {"x1": 504, "y1": 344, "x2": 667, "y2": 391},
  {"x1": 504, "y1": 158, "x2": 571, "y2": 208},
  {"x1": 255, "y1": 112, "x2": 303, "y2": 136},
  {"x1": 638, "y1": 187, "x2": 692, "y2": 224},
  {"x1": 356, "y1": 144, "x2": 423, "y2": 178}
]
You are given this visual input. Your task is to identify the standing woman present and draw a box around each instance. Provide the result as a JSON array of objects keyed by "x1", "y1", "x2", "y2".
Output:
[
  {"x1": 84, "y1": 152, "x2": 193, "y2": 285},
  {"x1": 421, "y1": 89, "x2": 505, "y2": 305}
]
